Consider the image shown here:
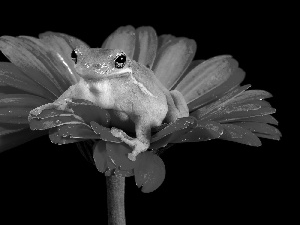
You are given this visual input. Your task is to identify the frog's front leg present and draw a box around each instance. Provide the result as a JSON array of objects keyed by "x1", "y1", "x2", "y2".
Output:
[
  {"x1": 29, "y1": 84, "x2": 81, "y2": 116},
  {"x1": 111, "y1": 120, "x2": 151, "y2": 161}
]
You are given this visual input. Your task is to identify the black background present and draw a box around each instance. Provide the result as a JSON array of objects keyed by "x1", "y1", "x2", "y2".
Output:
[{"x1": 0, "y1": 6, "x2": 289, "y2": 224}]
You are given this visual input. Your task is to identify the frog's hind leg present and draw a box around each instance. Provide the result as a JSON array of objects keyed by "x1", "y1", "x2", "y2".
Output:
[
  {"x1": 164, "y1": 91, "x2": 182, "y2": 123},
  {"x1": 170, "y1": 90, "x2": 189, "y2": 118},
  {"x1": 111, "y1": 121, "x2": 151, "y2": 161}
]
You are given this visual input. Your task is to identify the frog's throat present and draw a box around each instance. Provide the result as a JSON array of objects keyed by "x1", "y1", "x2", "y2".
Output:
[
  {"x1": 129, "y1": 74, "x2": 156, "y2": 98},
  {"x1": 114, "y1": 67, "x2": 156, "y2": 98}
]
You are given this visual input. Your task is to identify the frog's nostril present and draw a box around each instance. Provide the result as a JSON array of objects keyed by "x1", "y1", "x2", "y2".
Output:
[{"x1": 94, "y1": 64, "x2": 101, "y2": 69}]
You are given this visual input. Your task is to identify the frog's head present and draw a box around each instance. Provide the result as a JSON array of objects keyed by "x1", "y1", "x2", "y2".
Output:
[{"x1": 71, "y1": 45, "x2": 132, "y2": 80}]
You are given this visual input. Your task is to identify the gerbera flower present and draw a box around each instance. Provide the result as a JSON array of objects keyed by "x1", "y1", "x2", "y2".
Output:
[{"x1": 0, "y1": 25, "x2": 281, "y2": 224}]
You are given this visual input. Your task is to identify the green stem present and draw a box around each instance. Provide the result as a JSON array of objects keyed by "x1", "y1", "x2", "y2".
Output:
[{"x1": 106, "y1": 175, "x2": 126, "y2": 225}]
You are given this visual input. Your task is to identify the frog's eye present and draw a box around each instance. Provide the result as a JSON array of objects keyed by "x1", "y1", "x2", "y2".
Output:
[
  {"x1": 71, "y1": 49, "x2": 78, "y2": 64},
  {"x1": 114, "y1": 53, "x2": 126, "y2": 69}
]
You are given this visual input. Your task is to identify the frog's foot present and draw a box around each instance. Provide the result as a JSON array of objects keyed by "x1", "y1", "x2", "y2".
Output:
[{"x1": 111, "y1": 127, "x2": 148, "y2": 161}]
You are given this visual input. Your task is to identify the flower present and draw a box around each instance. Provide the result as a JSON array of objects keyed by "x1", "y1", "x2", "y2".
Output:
[{"x1": 0, "y1": 26, "x2": 281, "y2": 193}]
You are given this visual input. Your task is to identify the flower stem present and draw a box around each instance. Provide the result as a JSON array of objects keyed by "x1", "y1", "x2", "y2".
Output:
[{"x1": 106, "y1": 175, "x2": 126, "y2": 225}]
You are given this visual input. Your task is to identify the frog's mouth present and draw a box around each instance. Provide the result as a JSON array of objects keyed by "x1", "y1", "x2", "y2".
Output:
[{"x1": 113, "y1": 67, "x2": 132, "y2": 76}]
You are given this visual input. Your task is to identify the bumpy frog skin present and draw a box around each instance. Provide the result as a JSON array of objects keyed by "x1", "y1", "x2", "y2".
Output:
[{"x1": 40, "y1": 45, "x2": 189, "y2": 161}]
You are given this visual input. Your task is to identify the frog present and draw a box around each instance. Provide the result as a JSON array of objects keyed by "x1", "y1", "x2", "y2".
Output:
[{"x1": 32, "y1": 45, "x2": 189, "y2": 161}]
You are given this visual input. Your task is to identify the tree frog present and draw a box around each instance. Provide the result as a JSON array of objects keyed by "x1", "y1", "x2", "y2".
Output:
[{"x1": 45, "y1": 45, "x2": 189, "y2": 161}]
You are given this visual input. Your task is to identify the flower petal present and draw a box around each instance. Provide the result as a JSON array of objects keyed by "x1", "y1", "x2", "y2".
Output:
[
  {"x1": 150, "y1": 135, "x2": 174, "y2": 151},
  {"x1": 152, "y1": 37, "x2": 196, "y2": 90},
  {"x1": 149, "y1": 117, "x2": 196, "y2": 150},
  {"x1": 29, "y1": 98, "x2": 111, "y2": 129},
  {"x1": 200, "y1": 103, "x2": 275, "y2": 123},
  {"x1": 234, "y1": 122, "x2": 281, "y2": 139},
  {"x1": 194, "y1": 88, "x2": 276, "y2": 122},
  {"x1": 0, "y1": 94, "x2": 49, "y2": 108},
  {"x1": 102, "y1": 25, "x2": 136, "y2": 58},
  {"x1": 0, "y1": 94, "x2": 49, "y2": 124},
  {"x1": 134, "y1": 151, "x2": 165, "y2": 193},
  {"x1": 151, "y1": 117, "x2": 196, "y2": 143},
  {"x1": 70, "y1": 102, "x2": 110, "y2": 127},
  {"x1": 48, "y1": 123, "x2": 99, "y2": 144},
  {"x1": 29, "y1": 114, "x2": 87, "y2": 130},
  {"x1": 48, "y1": 126, "x2": 87, "y2": 145},
  {"x1": 0, "y1": 123, "x2": 27, "y2": 135},
  {"x1": 0, "y1": 62, "x2": 54, "y2": 98},
  {"x1": 187, "y1": 68, "x2": 246, "y2": 111},
  {"x1": 229, "y1": 89, "x2": 272, "y2": 102},
  {"x1": 0, "y1": 36, "x2": 63, "y2": 99},
  {"x1": 219, "y1": 124, "x2": 262, "y2": 146},
  {"x1": 171, "y1": 120, "x2": 224, "y2": 143},
  {"x1": 93, "y1": 140, "x2": 132, "y2": 177},
  {"x1": 192, "y1": 85, "x2": 251, "y2": 119},
  {"x1": 133, "y1": 26, "x2": 157, "y2": 68},
  {"x1": 254, "y1": 133, "x2": 281, "y2": 141},
  {"x1": 38, "y1": 32, "x2": 87, "y2": 84},
  {"x1": 17, "y1": 35, "x2": 75, "y2": 92},
  {"x1": 0, "y1": 108, "x2": 30, "y2": 124},
  {"x1": 76, "y1": 140, "x2": 95, "y2": 164},
  {"x1": 176, "y1": 56, "x2": 245, "y2": 109},
  {"x1": 93, "y1": 140, "x2": 108, "y2": 173},
  {"x1": 209, "y1": 100, "x2": 274, "y2": 123},
  {"x1": 232, "y1": 115, "x2": 278, "y2": 125},
  {"x1": 0, "y1": 128, "x2": 46, "y2": 153},
  {"x1": 56, "y1": 123, "x2": 97, "y2": 138},
  {"x1": 90, "y1": 121, "x2": 122, "y2": 143},
  {"x1": 106, "y1": 142, "x2": 135, "y2": 171}
]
